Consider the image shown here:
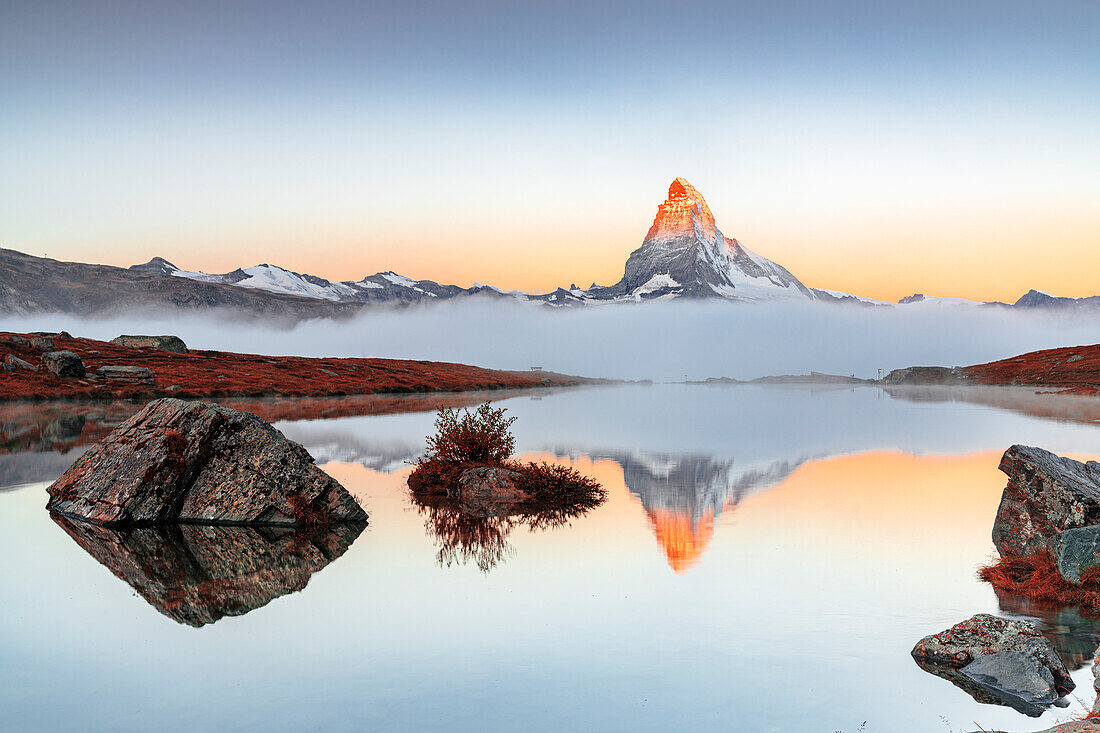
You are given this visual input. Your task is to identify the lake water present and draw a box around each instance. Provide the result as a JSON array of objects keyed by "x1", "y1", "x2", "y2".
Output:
[{"x1": 4, "y1": 383, "x2": 1100, "y2": 732}]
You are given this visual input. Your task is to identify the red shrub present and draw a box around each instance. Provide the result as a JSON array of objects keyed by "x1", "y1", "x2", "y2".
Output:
[{"x1": 978, "y1": 550, "x2": 1100, "y2": 610}]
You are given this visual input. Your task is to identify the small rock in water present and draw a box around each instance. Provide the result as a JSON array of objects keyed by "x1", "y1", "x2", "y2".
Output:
[
  {"x1": 911, "y1": 613, "x2": 1073, "y2": 703},
  {"x1": 992, "y1": 445, "x2": 1100, "y2": 557},
  {"x1": 47, "y1": 398, "x2": 367, "y2": 527},
  {"x1": 41, "y1": 350, "x2": 86, "y2": 378},
  {"x1": 960, "y1": 650, "x2": 1059, "y2": 705}
]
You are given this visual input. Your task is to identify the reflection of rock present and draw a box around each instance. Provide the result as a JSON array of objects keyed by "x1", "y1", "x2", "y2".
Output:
[
  {"x1": 912, "y1": 614, "x2": 1073, "y2": 716},
  {"x1": 992, "y1": 445, "x2": 1100, "y2": 557},
  {"x1": 53, "y1": 513, "x2": 364, "y2": 626},
  {"x1": 913, "y1": 657, "x2": 1048, "y2": 717},
  {"x1": 47, "y1": 399, "x2": 367, "y2": 527},
  {"x1": 995, "y1": 589, "x2": 1100, "y2": 671}
]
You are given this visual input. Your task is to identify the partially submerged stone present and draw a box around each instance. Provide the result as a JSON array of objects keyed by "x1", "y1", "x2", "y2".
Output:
[
  {"x1": 911, "y1": 613, "x2": 1073, "y2": 701},
  {"x1": 41, "y1": 350, "x2": 85, "y2": 378},
  {"x1": 47, "y1": 398, "x2": 367, "y2": 527},
  {"x1": 992, "y1": 445, "x2": 1100, "y2": 557},
  {"x1": 110, "y1": 334, "x2": 188, "y2": 353},
  {"x1": 960, "y1": 650, "x2": 1059, "y2": 706}
]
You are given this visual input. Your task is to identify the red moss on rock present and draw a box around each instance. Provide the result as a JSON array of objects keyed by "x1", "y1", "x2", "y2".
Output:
[{"x1": 0, "y1": 331, "x2": 593, "y2": 401}]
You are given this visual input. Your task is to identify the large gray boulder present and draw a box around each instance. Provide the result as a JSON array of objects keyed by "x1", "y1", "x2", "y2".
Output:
[
  {"x1": 960, "y1": 650, "x2": 1060, "y2": 706},
  {"x1": 41, "y1": 350, "x2": 85, "y2": 378},
  {"x1": 912, "y1": 614, "x2": 1074, "y2": 700},
  {"x1": 992, "y1": 445, "x2": 1100, "y2": 557},
  {"x1": 46, "y1": 398, "x2": 367, "y2": 527}
]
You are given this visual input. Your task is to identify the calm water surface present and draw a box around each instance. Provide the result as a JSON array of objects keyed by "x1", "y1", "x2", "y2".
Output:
[{"x1": 4, "y1": 384, "x2": 1100, "y2": 732}]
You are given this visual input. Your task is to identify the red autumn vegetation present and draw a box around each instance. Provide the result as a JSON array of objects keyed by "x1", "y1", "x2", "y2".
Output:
[
  {"x1": 963, "y1": 343, "x2": 1100, "y2": 394},
  {"x1": 407, "y1": 402, "x2": 604, "y2": 511},
  {"x1": 0, "y1": 331, "x2": 591, "y2": 401},
  {"x1": 978, "y1": 550, "x2": 1100, "y2": 611}
]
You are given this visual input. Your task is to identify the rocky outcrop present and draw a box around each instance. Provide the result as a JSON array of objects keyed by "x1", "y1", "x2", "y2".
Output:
[
  {"x1": 41, "y1": 350, "x2": 85, "y2": 377},
  {"x1": 450, "y1": 466, "x2": 528, "y2": 516},
  {"x1": 992, "y1": 445, "x2": 1100, "y2": 557},
  {"x1": 53, "y1": 514, "x2": 363, "y2": 626},
  {"x1": 110, "y1": 335, "x2": 187, "y2": 353},
  {"x1": 46, "y1": 398, "x2": 367, "y2": 527},
  {"x1": 95, "y1": 365, "x2": 156, "y2": 385},
  {"x1": 882, "y1": 366, "x2": 967, "y2": 385},
  {"x1": 912, "y1": 614, "x2": 1073, "y2": 714}
]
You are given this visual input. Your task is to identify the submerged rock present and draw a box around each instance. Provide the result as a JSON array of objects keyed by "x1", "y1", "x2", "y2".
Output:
[
  {"x1": 53, "y1": 514, "x2": 364, "y2": 626},
  {"x1": 912, "y1": 614, "x2": 1073, "y2": 714},
  {"x1": 110, "y1": 334, "x2": 188, "y2": 353},
  {"x1": 960, "y1": 650, "x2": 1059, "y2": 706},
  {"x1": 992, "y1": 445, "x2": 1100, "y2": 557},
  {"x1": 41, "y1": 350, "x2": 85, "y2": 378},
  {"x1": 47, "y1": 398, "x2": 367, "y2": 527}
]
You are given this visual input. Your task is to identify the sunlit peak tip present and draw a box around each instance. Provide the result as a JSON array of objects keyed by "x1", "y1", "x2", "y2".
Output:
[{"x1": 668, "y1": 177, "x2": 700, "y2": 199}]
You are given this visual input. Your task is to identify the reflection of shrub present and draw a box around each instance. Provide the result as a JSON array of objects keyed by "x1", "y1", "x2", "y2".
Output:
[
  {"x1": 408, "y1": 403, "x2": 606, "y2": 572},
  {"x1": 979, "y1": 550, "x2": 1100, "y2": 610}
]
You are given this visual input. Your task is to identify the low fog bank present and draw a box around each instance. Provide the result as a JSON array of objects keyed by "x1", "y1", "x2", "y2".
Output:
[{"x1": 4, "y1": 301, "x2": 1100, "y2": 381}]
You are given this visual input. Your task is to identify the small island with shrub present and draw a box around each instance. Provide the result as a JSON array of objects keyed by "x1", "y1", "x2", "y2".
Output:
[{"x1": 407, "y1": 403, "x2": 605, "y2": 571}]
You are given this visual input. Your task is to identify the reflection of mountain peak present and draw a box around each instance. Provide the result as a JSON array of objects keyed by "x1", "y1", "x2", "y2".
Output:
[
  {"x1": 646, "y1": 508, "x2": 715, "y2": 574},
  {"x1": 584, "y1": 449, "x2": 809, "y2": 572}
]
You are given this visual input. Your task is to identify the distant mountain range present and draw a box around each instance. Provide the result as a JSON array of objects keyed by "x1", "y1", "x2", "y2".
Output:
[{"x1": 2, "y1": 177, "x2": 1097, "y2": 318}]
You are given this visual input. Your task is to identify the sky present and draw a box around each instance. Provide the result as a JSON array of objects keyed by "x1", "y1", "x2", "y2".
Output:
[{"x1": 2, "y1": 0, "x2": 1098, "y2": 302}]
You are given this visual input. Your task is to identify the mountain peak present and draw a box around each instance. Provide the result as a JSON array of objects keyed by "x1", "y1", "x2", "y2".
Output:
[
  {"x1": 648, "y1": 177, "x2": 717, "y2": 243},
  {"x1": 668, "y1": 177, "x2": 700, "y2": 199},
  {"x1": 129, "y1": 256, "x2": 179, "y2": 274}
]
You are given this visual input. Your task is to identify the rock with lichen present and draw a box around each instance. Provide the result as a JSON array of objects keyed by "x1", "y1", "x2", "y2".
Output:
[{"x1": 46, "y1": 398, "x2": 367, "y2": 527}]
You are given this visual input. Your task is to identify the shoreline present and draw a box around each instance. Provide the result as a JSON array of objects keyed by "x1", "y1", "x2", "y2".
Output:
[{"x1": 0, "y1": 331, "x2": 602, "y2": 402}]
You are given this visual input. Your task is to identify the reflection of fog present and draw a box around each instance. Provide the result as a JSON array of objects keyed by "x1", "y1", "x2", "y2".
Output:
[{"x1": 52, "y1": 514, "x2": 365, "y2": 627}]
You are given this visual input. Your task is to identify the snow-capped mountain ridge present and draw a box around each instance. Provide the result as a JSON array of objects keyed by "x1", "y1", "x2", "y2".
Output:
[{"x1": 110, "y1": 178, "x2": 1100, "y2": 313}]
